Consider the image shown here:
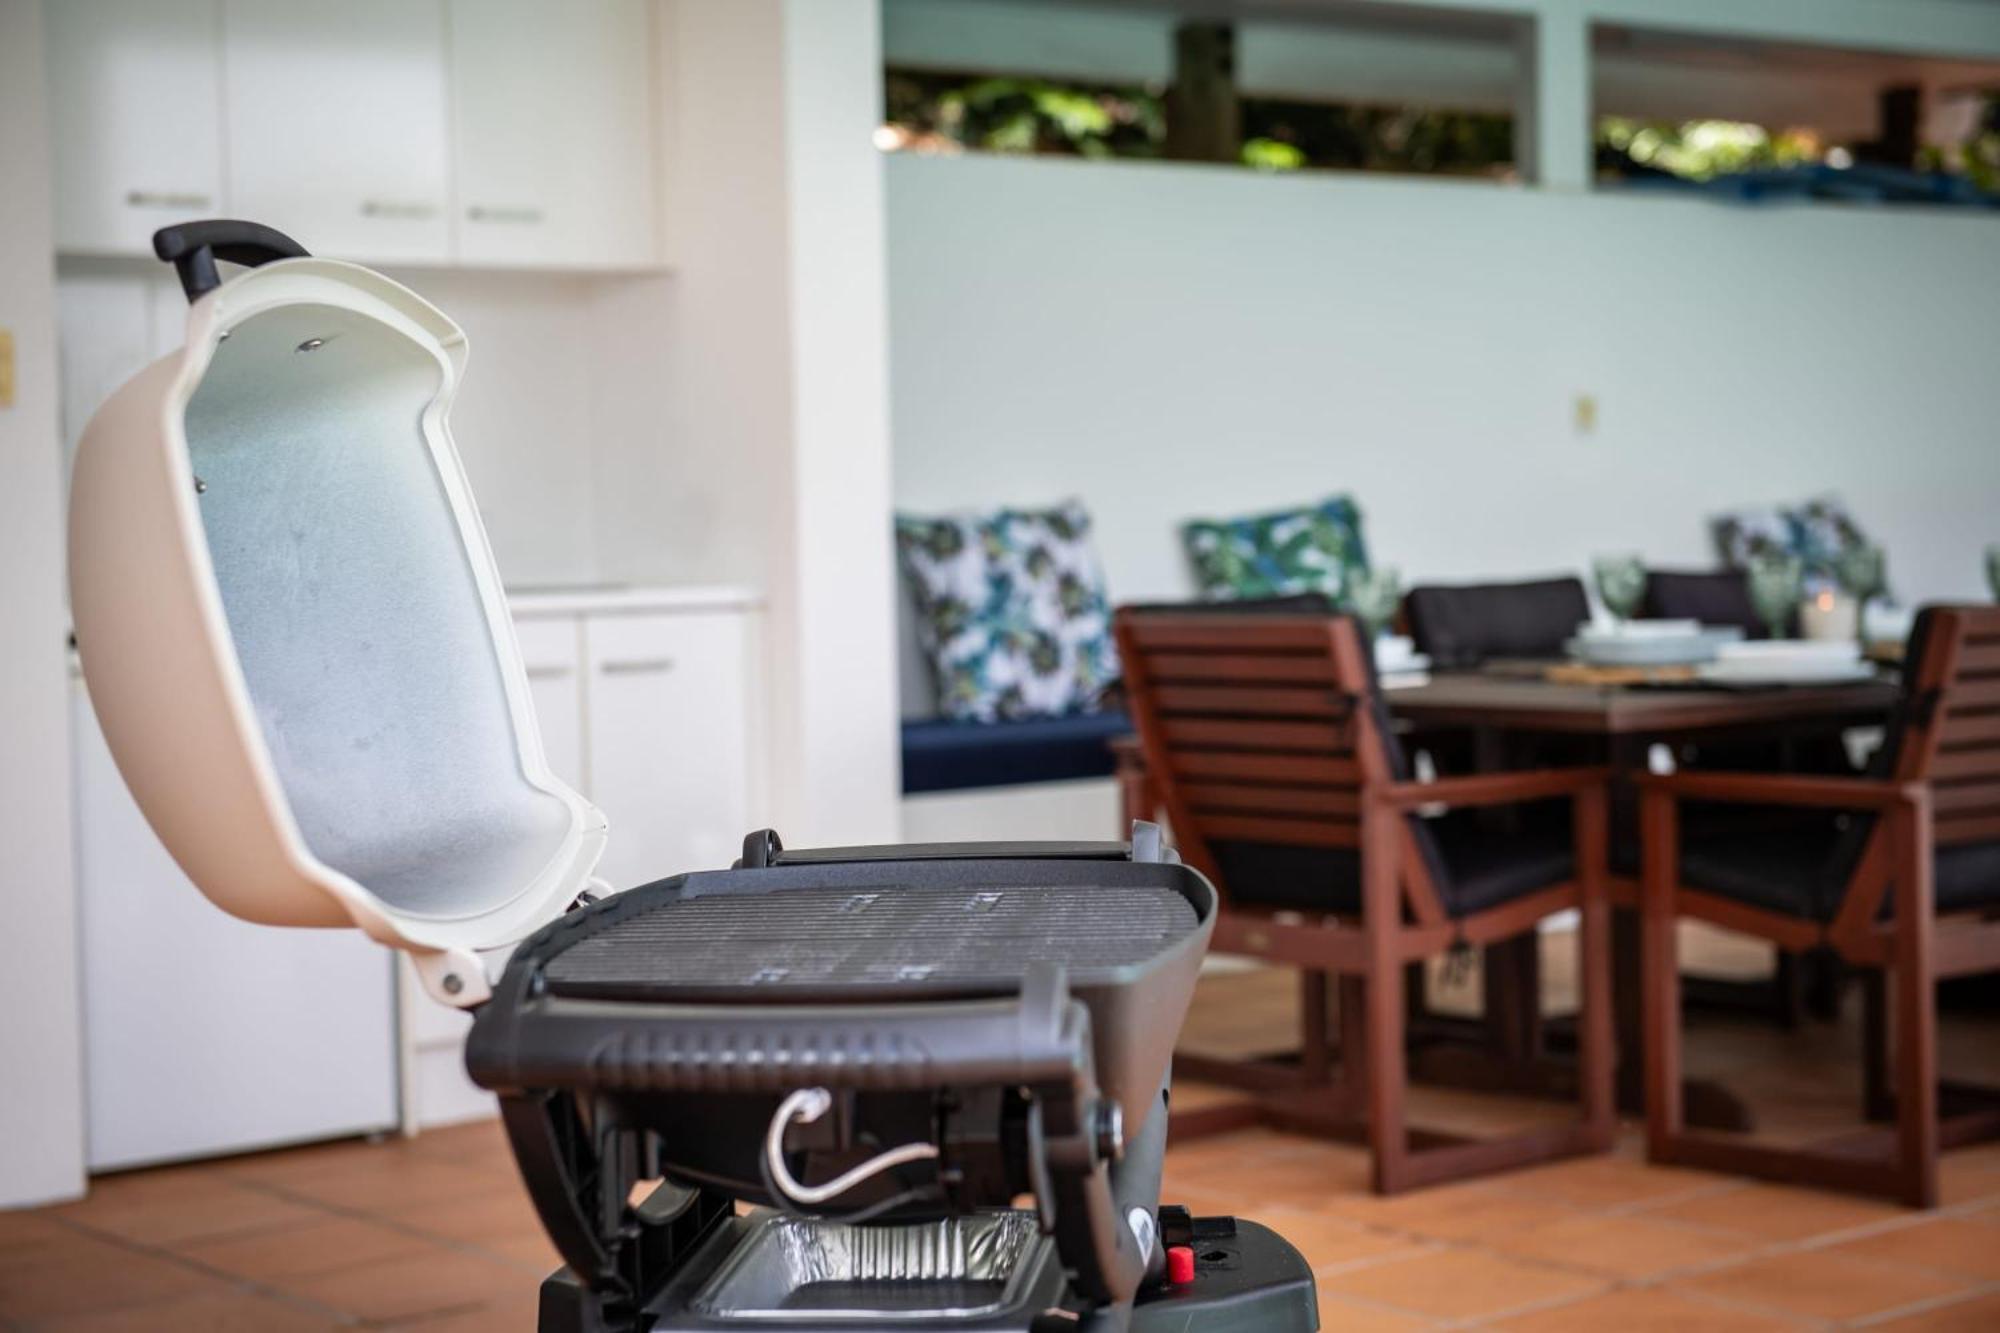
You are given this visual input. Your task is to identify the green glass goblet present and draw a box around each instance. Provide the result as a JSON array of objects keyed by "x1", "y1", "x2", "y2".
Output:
[{"x1": 1747, "y1": 552, "x2": 1804, "y2": 641}]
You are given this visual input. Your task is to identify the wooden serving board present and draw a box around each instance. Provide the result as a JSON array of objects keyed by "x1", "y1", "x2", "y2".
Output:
[{"x1": 1542, "y1": 662, "x2": 1700, "y2": 687}]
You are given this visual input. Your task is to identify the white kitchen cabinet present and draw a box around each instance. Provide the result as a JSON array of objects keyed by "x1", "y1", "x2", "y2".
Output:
[
  {"x1": 71, "y1": 678, "x2": 398, "y2": 1169},
  {"x1": 47, "y1": 0, "x2": 225, "y2": 255},
  {"x1": 449, "y1": 0, "x2": 658, "y2": 268},
  {"x1": 221, "y1": 0, "x2": 452, "y2": 263},
  {"x1": 515, "y1": 614, "x2": 586, "y2": 792},
  {"x1": 585, "y1": 610, "x2": 755, "y2": 891}
]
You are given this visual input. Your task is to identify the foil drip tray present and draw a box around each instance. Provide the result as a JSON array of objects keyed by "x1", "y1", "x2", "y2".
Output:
[{"x1": 694, "y1": 1212, "x2": 1047, "y2": 1321}]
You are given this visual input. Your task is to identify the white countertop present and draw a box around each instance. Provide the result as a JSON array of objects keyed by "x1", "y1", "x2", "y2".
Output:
[{"x1": 505, "y1": 583, "x2": 764, "y2": 617}]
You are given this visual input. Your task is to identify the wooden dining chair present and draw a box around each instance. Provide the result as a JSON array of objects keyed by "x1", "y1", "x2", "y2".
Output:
[
  {"x1": 1639, "y1": 605, "x2": 2000, "y2": 1206},
  {"x1": 1113, "y1": 606, "x2": 1616, "y2": 1194}
]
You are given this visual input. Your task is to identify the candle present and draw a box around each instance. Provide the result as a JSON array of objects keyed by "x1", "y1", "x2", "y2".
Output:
[{"x1": 1799, "y1": 589, "x2": 1859, "y2": 642}]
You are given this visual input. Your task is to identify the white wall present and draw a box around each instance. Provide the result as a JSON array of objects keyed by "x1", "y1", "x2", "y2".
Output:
[
  {"x1": 644, "y1": 0, "x2": 901, "y2": 846},
  {"x1": 0, "y1": 0, "x2": 86, "y2": 1209},
  {"x1": 886, "y1": 152, "x2": 2000, "y2": 608}
]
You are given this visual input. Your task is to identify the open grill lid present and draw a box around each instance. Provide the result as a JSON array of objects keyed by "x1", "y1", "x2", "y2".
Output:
[{"x1": 68, "y1": 221, "x2": 607, "y2": 1006}]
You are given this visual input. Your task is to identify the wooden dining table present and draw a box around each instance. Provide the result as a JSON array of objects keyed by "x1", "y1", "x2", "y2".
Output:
[{"x1": 1114, "y1": 665, "x2": 1902, "y2": 1129}]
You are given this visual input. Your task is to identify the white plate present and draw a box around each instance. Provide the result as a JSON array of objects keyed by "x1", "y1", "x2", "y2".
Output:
[
  {"x1": 1715, "y1": 638, "x2": 1860, "y2": 663},
  {"x1": 1566, "y1": 627, "x2": 1742, "y2": 667},
  {"x1": 1696, "y1": 659, "x2": 1877, "y2": 685},
  {"x1": 1575, "y1": 619, "x2": 1702, "y2": 643}
]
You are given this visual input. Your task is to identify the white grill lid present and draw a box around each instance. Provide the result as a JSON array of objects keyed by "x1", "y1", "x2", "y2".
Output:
[{"x1": 68, "y1": 223, "x2": 607, "y2": 1006}]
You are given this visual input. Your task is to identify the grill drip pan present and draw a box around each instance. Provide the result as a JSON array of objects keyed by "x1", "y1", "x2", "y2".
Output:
[{"x1": 692, "y1": 1213, "x2": 1049, "y2": 1322}]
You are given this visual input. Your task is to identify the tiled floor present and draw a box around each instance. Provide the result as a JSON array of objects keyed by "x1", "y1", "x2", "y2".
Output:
[{"x1": 5, "y1": 960, "x2": 1998, "y2": 1330}]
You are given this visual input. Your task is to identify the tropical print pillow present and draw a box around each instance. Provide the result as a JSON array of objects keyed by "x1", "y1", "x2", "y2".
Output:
[
  {"x1": 895, "y1": 501, "x2": 1119, "y2": 723},
  {"x1": 1181, "y1": 496, "x2": 1371, "y2": 603},
  {"x1": 1714, "y1": 495, "x2": 1874, "y2": 593}
]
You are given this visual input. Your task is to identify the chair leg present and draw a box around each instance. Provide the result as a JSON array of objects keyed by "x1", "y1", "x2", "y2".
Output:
[
  {"x1": 1362, "y1": 801, "x2": 1408, "y2": 1194},
  {"x1": 1300, "y1": 969, "x2": 1332, "y2": 1085},
  {"x1": 1863, "y1": 969, "x2": 1893, "y2": 1123},
  {"x1": 1575, "y1": 784, "x2": 1617, "y2": 1150},
  {"x1": 1891, "y1": 797, "x2": 1939, "y2": 1209},
  {"x1": 1640, "y1": 786, "x2": 1683, "y2": 1161}
]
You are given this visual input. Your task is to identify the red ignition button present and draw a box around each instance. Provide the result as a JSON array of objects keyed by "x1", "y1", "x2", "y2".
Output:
[{"x1": 1166, "y1": 1245, "x2": 1196, "y2": 1285}]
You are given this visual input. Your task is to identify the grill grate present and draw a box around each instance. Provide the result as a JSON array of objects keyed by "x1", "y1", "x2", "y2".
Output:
[{"x1": 542, "y1": 883, "x2": 1196, "y2": 999}]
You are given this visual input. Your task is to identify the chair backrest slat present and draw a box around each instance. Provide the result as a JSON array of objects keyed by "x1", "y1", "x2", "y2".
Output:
[
  {"x1": 1161, "y1": 718, "x2": 1353, "y2": 752},
  {"x1": 1153, "y1": 685, "x2": 1354, "y2": 718},
  {"x1": 1892, "y1": 606, "x2": 2000, "y2": 850},
  {"x1": 1114, "y1": 608, "x2": 1398, "y2": 903}
]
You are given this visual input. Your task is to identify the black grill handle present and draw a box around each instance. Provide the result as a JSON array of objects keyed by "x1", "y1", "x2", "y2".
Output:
[{"x1": 153, "y1": 220, "x2": 310, "y2": 303}]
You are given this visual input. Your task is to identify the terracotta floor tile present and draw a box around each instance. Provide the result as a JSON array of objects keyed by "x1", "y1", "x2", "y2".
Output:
[
  {"x1": 264, "y1": 1159, "x2": 523, "y2": 1219},
  {"x1": 37, "y1": 1288, "x2": 343, "y2": 1331},
  {"x1": 175, "y1": 1215, "x2": 419, "y2": 1283},
  {"x1": 469, "y1": 1228, "x2": 563, "y2": 1275},
  {"x1": 1236, "y1": 1207, "x2": 1428, "y2": 1271},
  {"x1": 1937, "y1": 1155, "x2": 2000, "y2": 1205},
  {"x1": 48, "y1": 1172, "x2": 323, "y2": 1247},
  {"x1": 1314, "y1": 1292, "x2": 1436, "y2": 1331},
  {"x1": 1679, "y1": 1248, "x2": 1968, "y2": 1322},
  {"x1": 1327, "y1": 1191, "x2": 1579, "y2": 1244},
  {"x1": 1317, "y1": 1248, "x2": 1604, "y2": 1321},
  {"x1": 0, "y1": 1212, "x2": 94, "y2": 1272},
  {"x1": 394, "y1": 1189, "x2": 543, "y2": 1245},
  {"x1": 1636, "y1": 1180, "x2": 1905, "y2": 1242},
  {"x1": 377, "y1": 1290, "x2": 542, "y2": 1331},
  {"x1": 1490, "y1": 1286, "x2": 1804, "y2": 1332},
  {"x1": 1865, "y1": 1290, "x2": 2000, "y2": 1332},
  {"x1": 1820, "y1": 1215, "x2": 2000, "y2": 1280},
  {"x1": 0, "y1": 1234, "x2": 229, "y2": 1322},
  {"x1": 1502, "y1": 1156, "x2": 1727, "y2": 1210},
  {"x1": 1172, "y1": 1143, "x2": 1372, "y2": 1202},
  {"x1": 281, "y1": 1245, "x2": 535, "y2": 1323},
  {"x1": 1489, "y1": 1212, "x2": 1750, "y2": 1279}
]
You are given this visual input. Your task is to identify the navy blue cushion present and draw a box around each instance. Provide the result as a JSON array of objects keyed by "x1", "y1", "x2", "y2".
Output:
[{"x1": 901, "y1": 709, "x2": 1130, "y2": 795}]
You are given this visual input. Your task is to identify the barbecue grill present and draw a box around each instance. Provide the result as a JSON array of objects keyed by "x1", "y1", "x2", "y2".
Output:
[{"x1": 66, "y1": 220, "x2": 1316, "y2": 1332}]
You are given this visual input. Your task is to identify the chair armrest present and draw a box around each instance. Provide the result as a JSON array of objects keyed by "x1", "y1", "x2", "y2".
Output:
[
  {"x1": 1376, "y1": 768, "x2": 1609, "y2": 811},
  {"x1": 1635, "y1": 771, "x2": 1906, "y2": 811}
]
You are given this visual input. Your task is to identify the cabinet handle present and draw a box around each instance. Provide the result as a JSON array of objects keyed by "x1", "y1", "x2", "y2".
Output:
[
  {"x1": 599, "y1": 658, "x2": 676, "y2": 676},
  {"x1": 524, "y1": 665, "x2": 573, "y2": 681},
  {"x1": 360, "y1": 199, "x2": 439, "y2": 220},
  {"x1": 467, "y1": 205, "x2": 546, "y2": 224},
  {"x1": 126, "y1": 190, "x2": 212, "y2": 209}
]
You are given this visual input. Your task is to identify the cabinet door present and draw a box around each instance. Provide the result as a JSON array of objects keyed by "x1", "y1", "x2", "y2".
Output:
[
  {"x1": 47, "y1": 0, "x2": 225, "y2": 255},
  {"x1": 72, "y1": 683, "x2": 397, "y2": 1168},
  {"x1": 221, "y1": 0, "x2": 451, "y2": 262},
  {"x1": 514, "y1": 615, "x2": 585, "y2": 793},
  {"x1": 585, "y1": 612, "x2": 750, "y2": 890},
  {"x1": 449, "y1": 0, "x2": 657, "y2": 267}
]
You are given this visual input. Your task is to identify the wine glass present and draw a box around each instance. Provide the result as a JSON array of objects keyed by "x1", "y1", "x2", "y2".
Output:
[
  {"x1": 1987, "y1": 544, "x2": 2000, "y2": 603},
  {"x1": 1347, "y1": 566, "x2": 1402, "y2": 643},
  {"x1": 1592, "y1": 554, "x2": 1647, "y2": 626},
  {"x1": 1835, "y1": 544, "x2": 1886, "y2": 609},
  {"x1": 1747, "y1": 551, "x2": 1804, "y2": 640}
]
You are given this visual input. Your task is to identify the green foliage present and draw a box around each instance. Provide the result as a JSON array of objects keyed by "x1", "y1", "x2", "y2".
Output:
[
  {"x1": 883, "y1": 71, "x2": 1164, "y2": 159},
  {"x1": 1241, "y1": 137, "x2": 1306, "y2": 172},
  {"x1": 1597, "y1": 116, "x2": 1821, "y2": 181}
]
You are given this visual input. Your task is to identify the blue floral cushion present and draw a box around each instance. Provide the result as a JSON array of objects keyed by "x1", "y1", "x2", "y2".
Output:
[
  {"x1": 1181, "y1": 495, "x2": 1371, "y2": 603},
  {"x1": 1713, "y1": 494, "x2": 1873, "y2": 592},
  {"x1": 895, "y1": 501, "x2": 1119, "y2": 723}
]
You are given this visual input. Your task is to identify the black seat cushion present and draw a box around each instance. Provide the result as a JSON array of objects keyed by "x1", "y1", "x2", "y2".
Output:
[
  {"x1": 1404, "y1": 577, "x2": 1590, "y2": 668},
  {"x1": 1427, "y1": 809, "x2": 1575, "y2": 915},
  {"x1": 900, "y1": 709, "x2": 1129, "y2": 794},
  {"x1": 1667, "y1": 816, "x2": 2000, "y2": 921},
  {"x1": 1213, "y1": 806, "x2": 1573, "y2": 920},
  {"x1": 1674, "y1": 812, "x2": 1854, "y2": 920},
  {"x1": 1641, "y1": 568, "x2": 1787, "y2": 638},
  {"x1": 1938, "y1": 840, "x2": 2000, "y2": 915}
]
